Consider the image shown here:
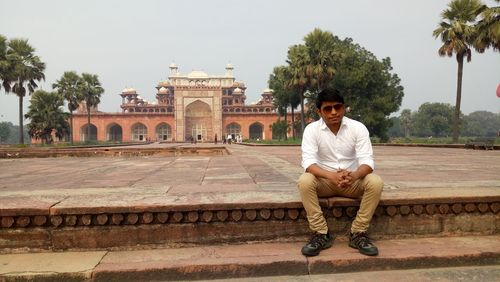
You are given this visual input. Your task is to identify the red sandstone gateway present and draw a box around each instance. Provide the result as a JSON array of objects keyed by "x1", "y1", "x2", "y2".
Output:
[{"x1": 62, "y1": 64, "x2": 294, "y2": 143}]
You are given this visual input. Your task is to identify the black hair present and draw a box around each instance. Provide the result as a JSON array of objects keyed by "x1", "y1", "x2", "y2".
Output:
[{"x1": 315, "y1": 88, "x2": 344, "y2": 109}]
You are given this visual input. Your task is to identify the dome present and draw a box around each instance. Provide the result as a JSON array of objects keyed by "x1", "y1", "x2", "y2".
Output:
[
  {"x1": 158, "y1": 87, "x2": 169, "y2": 94},
  {"x1": 263, "y1": 88, "x2": 273, "y2": 94},
  {"x1": 233, "y1": 87, "x2": 243, "y2": 94},
  {"x1": 122, "y1": 88, "x2": 137, "y2": 94},
  {"x1": 157, "y1": 80, "x2": 171, "y2": 87},
  {"x1": 188, "y1": 70, "x2": 209, "y2": 78},
  {"x1": 225, "y1": 63, "x2": 234, "y2": 69},
  {"x1": 169, "y1": 62, "x2": 178, "y2": 68}
]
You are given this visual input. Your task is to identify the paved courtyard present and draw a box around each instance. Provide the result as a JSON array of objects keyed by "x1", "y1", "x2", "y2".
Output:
[{"x1": 0, "y1": 144, "x2": 499, "y2": 201}]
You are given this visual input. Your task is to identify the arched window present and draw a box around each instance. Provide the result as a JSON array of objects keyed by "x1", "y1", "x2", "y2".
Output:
[
  {"x1": 107, "y1": 123, "x2": 123, "y2": 142},
  {"x1": 249, "y1": 122, "x2": 263, "y2": 140},
  {"x1": 131, "y1": 123, "x2": 148, "y2": 141},
  {"x1": 226, "y1": 123, "x2": 241, "y2": 140},
  {"x1": 156, "y1": 123, "x2": 172, "y2": 141},
  {"x1": 80, "y1": 124, "x2": 97, "y2": 142}
]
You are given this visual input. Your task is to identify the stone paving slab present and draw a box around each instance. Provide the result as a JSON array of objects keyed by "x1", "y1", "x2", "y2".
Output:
[
  {"x1": 0, "y1": 144, "x2": 498, "y2": 208},
  {"x1": 0, "y1": 235, "x2": 498, "y2": 281}
]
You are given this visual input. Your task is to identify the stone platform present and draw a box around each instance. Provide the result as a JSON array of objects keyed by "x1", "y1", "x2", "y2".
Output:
[{"x1": 0, "y1": 143, "x2": 499, "y2": 280}]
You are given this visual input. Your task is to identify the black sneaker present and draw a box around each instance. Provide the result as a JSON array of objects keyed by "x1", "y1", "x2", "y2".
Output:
[
  {"x1": 349, "y1": 232, "x2": 379, "y2": 256},
  {"x1": 301, "y1": 232, "x2": 334, "y2": 257}
]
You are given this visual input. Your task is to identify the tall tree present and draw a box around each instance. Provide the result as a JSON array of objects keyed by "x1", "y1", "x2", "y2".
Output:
[
  {"x1": 433, "y1": 0, "x2": 484, "y2": 143},
  {"x1": 0, "y1": 34, "x2": 8, "y2": 92},
  {"x1": 413, "y1": 102, "x2": 456, "y2": 137},
  {"x1": 80, "y1": 73, "x2": 104, "y2": 143},
  {"x1": 287, "y1": 44, "x2": 310, "y2": 134},
  {"x1": 400, "y1": 109, "x2": 413, "y2": 138},
  {"x1": 303, "y1": 28, "x2": 337, "y2": 92},
  {"x1": 473, "y1": 1, "x2": 500, "y2": 52},
  {"x1": 329, "y1": 37, "x2": 404, "y2": 141},
  {"x1": 268, "y1": 66, "x2": 300, "y2": 139},
  {"x1": 1, "y1": 38, "x2": 46, "y2": 144},
  {"x1": 25, "y1": 90, "x2": 69, "y2": 144},
  {"x1": 52, "y1": 71, "x2": 83, "y2": 144}
]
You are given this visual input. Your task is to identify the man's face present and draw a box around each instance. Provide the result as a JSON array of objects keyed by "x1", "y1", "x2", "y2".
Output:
[{"x1": 317, "y1": 101, "x2": 345, "y2": 127}]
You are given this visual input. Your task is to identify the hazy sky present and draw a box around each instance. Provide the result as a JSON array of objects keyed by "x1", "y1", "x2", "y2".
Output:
[{"x1": 1, "y1": 0, "x2": 499, "y2": 125}]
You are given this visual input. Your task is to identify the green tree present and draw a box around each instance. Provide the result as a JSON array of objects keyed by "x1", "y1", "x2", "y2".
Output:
[
  {"x1": 25, "y1": 90, "x2": 69, "y2": 144},
  {"x1": 413, "y1": 102, "x2": 456, "y2": 137},
  {"x1": 80, "y1": 73, "x2": 104, "y2": 143},
  {"x1": 269, "y1": 66, "x2": 301, "y2": 139},
  {"x1": 433, "y1": 0, "x2": 484, "y2": 143},
  {"x1": 0, "y1": 121, "x2": 10, "y2": 143},
  {"x1": 0, "y1": 34, "x2": 8, "y2": 92},
  {"x1": 271, "y1": 120, "x2": 288, "y2": 141},
  {"x1": 303, "y1": 28, "x2": 337, "y2": 92},
  {"x1": 287, "y1": 44, "x2": 310, "y2": 134},
  {"x1": 52, "y1": 71, "x2": 83, "y2": 144},
  {"x1": 463, "y1": 110, "x2": 500, "y2": 136},
  {"x1": 473, "y1": 1, "x2": 500, "y2": 52},
  {"x1": 400, "y1": 109, "x2": 414, "y2": 138},
  {"x1": 286, "y1": 28, "x2": 338, "y2": 136},
  {"x1": 387, "y1": 116, "x2": 403, "y2": 138},
  {"x1": 329, "y1": 38, "x2": 404, "y2": 141},
  {"x1": 1, "y1": 38, "x2": 46, "y2": 144}
]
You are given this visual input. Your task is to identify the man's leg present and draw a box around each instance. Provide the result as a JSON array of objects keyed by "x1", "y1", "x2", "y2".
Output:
[
  {"x1": 334, "y1": 173, "x2": 383, "y2": 256},
  {"x1": 297, "y1": 172, "x2": 336, "y2": 256},
  {"x1": 297, "y1": 172, "x2": 337, "y2": 233}
]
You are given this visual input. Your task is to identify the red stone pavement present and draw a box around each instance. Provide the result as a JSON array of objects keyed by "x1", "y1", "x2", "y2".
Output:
[{"x1": 0, "y1": 143, "x2": 499, "y2": 212}]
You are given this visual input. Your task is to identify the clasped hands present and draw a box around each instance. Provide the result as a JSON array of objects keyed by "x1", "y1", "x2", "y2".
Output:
[{"x1": 331, "y1": 169, "x2": 357, "y2": 188}]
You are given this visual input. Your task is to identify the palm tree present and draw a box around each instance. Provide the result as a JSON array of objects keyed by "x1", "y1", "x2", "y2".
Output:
[
  {"x1": 25, "y1": 90, "x2": 69, "y2": 144},
  {"x1": 303, "y1": 28, "x2": 337, "y2": 92},
  {"x1": 52, "y1": 71, "x2": 83, "y2": 144},
  {"x1": 433, "y1": 0, "x2": 483, "y2": 143},
  {"x1": 0, "y1": 34, "x2": 8, "y2": 92},
  {"x1": 287, "y1": 44, "x2": 309, "y2": 135},
  {"x1": 2, "y1": 38, "x2": 46, "y2": 144},
  {"x1": 473, "y1": 1, "x2": 500, "y2": 52},
  {"x1": 80, "y1": 73, "x2": 104, "y2": 143}
]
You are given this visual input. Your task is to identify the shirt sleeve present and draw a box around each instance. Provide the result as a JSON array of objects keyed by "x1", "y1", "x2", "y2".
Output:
[
  {"x1": 355, "y1": 123, "x2": 375, "y2": 170},
  {"x1": 301, "y1": 123, "x2": 318, "y2": 171}
]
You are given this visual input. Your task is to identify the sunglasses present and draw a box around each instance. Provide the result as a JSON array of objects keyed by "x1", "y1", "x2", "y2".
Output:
[{"x1": 321, "y1": 104, "x2": 344, "y2": 112}]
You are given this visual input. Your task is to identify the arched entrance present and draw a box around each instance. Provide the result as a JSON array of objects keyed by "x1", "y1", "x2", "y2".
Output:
[
  {"x1": 156, "y1": 123, "x2": 172, "y2": 141},
  {"x1": 131, "y1": 123, "x2": 148, "y2": 141},
  {"x1": 107, "y1": 123, "x2": 123, "y2": 142},
  {"x1": 249, "y1": 122, "x2": 263, "y2": 140},
  {"x1": 226, "y1": 122, "x2": 241, "y2": 140},
  {"x1": 80, "y1": 124, "x2": 97, "y2": 142},
  {"x1": 185, "y1": 100, "x2": 212, "y2": 142}
]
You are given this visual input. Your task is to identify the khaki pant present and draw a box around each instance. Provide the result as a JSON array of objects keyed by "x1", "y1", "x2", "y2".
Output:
[{"x1": 297, "y1": 172, "x2": 383, "y2": 234}]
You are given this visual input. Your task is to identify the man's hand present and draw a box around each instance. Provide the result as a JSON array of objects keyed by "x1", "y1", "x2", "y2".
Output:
[{"x1": 328, "y1": 169, "x2": 352, "y2": 188}]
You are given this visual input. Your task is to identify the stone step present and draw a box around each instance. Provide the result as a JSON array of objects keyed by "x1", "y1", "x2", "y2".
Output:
[
  {"x1": 0, "y1": 235, "x2": 498, "y2": 281},
  {"x1": 1, "y1": 187, "x2": 499, "y2": 251}
]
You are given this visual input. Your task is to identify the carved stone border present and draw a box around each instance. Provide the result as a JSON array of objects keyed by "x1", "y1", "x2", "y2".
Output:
[{"x1": 1, "y1": 202, "x2": 498, "y2": 229}]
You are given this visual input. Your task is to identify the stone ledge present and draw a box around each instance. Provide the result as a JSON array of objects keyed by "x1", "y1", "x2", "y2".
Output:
[
  {"x1": 0, "y1": 192, "x2": 498, "y2": 251},
  {"x1": 2, "y1": 236, "x2": 497, "y2": 281}
]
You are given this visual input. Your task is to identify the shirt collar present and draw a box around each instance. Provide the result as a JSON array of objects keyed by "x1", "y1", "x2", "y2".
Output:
[{"x1": 319, "y1": 117, "x2": 348, "y2": 130}]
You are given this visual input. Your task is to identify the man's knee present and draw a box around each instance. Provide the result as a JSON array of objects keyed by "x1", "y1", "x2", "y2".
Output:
[
  {"x1": 364, "y1": 174, "x2": 384, "y2": 194},
  {"x1": 297, "y1": 172, "x2": 316, "y2": 191}
]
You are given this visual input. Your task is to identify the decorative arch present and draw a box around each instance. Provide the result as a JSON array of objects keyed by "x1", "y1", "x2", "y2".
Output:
[
  {"x1": 226, "y1": 122, "x2": 241, "y2": 140},
  {"x1": 80, "y1": 123, "x2": 97, "y2": 142},
  {"x1": 156, "y1": 123, "x2": 172, "y2": 141},
  {"x1": 106, "y1": 123, "x2": 123, "y2": 142},
  {"x1": 185, "y1": 100, "x2": 212, "y2": 142},
  {"x1": 131, "y1": 123, "x2": 148, "y2": 141},
  {"x1": 249, "y1": 122, "x2": 264, "y2": 140}
]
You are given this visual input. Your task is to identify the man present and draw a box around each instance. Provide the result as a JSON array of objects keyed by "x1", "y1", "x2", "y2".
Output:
[{"x1": 297, "y1": 88, "x2": 383, "y2": 257}]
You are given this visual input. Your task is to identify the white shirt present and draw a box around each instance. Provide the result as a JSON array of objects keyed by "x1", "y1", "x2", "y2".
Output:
[{"x1": 301, "y1": 116, "x2": 375, "y2": 172}]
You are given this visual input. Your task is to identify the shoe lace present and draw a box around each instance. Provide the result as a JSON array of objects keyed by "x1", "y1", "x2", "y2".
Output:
[
  {"x1": 309, "y1": 233, "x2": 327, "y2": 247},
  {"x1": 353, "y1": 232, "x2": 372, "y2": 247}
]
